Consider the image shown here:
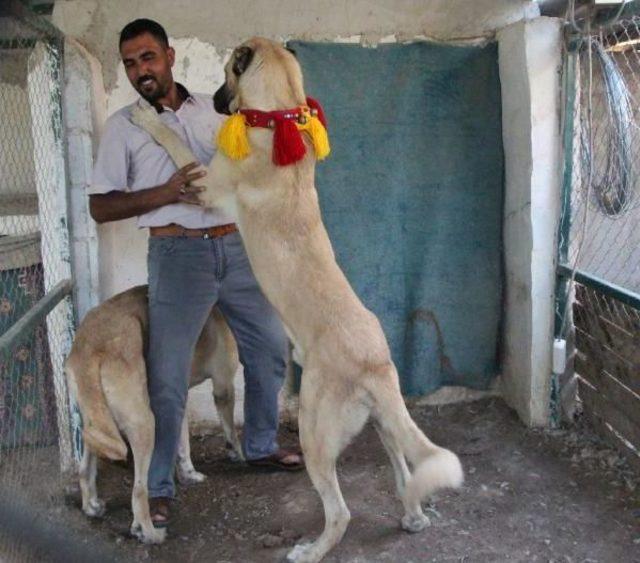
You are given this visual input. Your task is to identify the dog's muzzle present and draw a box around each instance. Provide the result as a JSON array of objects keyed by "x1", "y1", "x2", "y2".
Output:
[{"x1": 213, "y1": 84, "x2": 233, "y2": 115}]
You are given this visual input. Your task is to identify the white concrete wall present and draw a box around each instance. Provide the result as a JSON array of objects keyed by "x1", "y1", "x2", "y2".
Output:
[
  {"x1": 53, "y1": 0, "x2": 539, "y2": 91},
  {"x1": 498, "y1": 17, "x2": 562, "y2": 426}
]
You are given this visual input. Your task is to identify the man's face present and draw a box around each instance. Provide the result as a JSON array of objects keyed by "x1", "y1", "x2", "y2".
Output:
[{"x1": 120, "y1": 32, "x2": 175, "y2": 103}]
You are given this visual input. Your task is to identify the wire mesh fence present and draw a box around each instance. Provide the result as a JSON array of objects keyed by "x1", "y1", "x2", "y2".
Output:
[
  {"x1": 560, "y1": 12, "x2": 640, "y2": 467},
  {"x1": 567, "y1": 15, "x2": 640, "y2": 292},
  {"x1": 0, "y1": 5, "x2": 80, "y2": 560}
]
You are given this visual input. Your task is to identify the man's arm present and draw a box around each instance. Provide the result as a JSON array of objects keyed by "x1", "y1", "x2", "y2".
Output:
[{"x1": 89, "y1": 162, "x2": 206, "y2": 223}]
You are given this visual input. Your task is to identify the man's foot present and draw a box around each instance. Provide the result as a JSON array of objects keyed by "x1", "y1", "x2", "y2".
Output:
[
  {"x1": 149, "y1": 497, "x2": 172, "y2": 529},
  {"x1": 246, "y1": 448, "x2": 305, "y2": 472}
]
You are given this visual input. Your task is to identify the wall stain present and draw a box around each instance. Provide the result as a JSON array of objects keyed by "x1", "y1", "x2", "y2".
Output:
[{"x1": 407, "y1": 308, "x2": 458, "y2": 379}]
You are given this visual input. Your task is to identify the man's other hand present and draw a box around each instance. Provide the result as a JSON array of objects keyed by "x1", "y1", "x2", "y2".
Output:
[{"x1": 165, "y1": 162, "x2": 207, "y2": 206}]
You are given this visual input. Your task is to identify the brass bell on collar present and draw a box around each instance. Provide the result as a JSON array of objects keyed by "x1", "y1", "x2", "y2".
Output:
[{"x1": 298, "y1": 115, "x2": 308, "y2": 125}]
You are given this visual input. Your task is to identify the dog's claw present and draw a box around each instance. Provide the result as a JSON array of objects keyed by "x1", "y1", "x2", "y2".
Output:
[
  {"x1": 177, "y1": 467, "x2": 207, "y2": 485},
  {"x1": 83, "y1": 499, "x2": 106, "y2": 518},
  {"x1": 286, "y1": 542, "x2": 321, "y2": 563},
  {"x1": 401, "y1": 513, "x2": 430, "y2": 533},
  {"x1": 130, "y1": 522, "x2": 166, "y2": 544},
  {"x1": 225, "y1": 441, "x2": 244, "y2": 462}
]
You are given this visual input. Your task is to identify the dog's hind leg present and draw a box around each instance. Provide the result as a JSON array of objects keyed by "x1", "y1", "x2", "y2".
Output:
[
  {"x1": 369, "y1": 370, "x2": 463, "y2": 534},
  {"x1": 210, "y1": 310, "x2": 243, "y2": 461},
  {"x1": 79, "y1": 446, "x2": 105, "y2": 518},
  {"x1": 212, "y1": 376, "x2": 243, "y2": 462},
  {"x1": 373, "y1": 419, "x2": 431, "y2": 531},
  {"x1": 102, "y1": 358, "x2": 166, "y2": 545},
  {"x1": 287, "y1": 373, "x2": 369, "y2": 563},
  {"x1": 373, "y1": 421, "x2": 411, "y2": 499},
  {"x1": 212, "y1": 367, "x2": 243, "y2": 462},
  {"x1": 124, "y1": 413, "x2": 165, "y2": 544},
  {"x1": 176, "y1": 413, "x2": 207, "y2": 485}
]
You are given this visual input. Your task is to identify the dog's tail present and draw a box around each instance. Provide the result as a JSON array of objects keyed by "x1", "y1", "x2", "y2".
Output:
[
  {"x1": 65, "y1": 354, "x2": 127, "y2": 461},
  {"x1": 370, "y1": 372, "x2": 463, "y2": 504}
]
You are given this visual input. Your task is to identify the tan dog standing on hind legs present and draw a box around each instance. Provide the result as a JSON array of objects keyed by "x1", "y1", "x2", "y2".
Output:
[
  {"x1": 65, "y1": 285, "x2": 241, "y2": 544},
  {"x1": 131, "y1": 37, "x2": 463, "y2": 562}
]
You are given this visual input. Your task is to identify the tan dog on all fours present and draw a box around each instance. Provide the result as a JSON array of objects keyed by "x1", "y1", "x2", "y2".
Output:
[
  {"x1": 65, "y1": 286, "x2": 241, "y2": 544},
  {"x1": 130, "y1": 37, "x2": 463, "y2": 562}
]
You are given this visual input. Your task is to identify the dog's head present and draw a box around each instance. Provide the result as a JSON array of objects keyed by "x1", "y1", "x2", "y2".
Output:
[{"x1": 213, "y1": 37, "x2": 305, "y2": 115}]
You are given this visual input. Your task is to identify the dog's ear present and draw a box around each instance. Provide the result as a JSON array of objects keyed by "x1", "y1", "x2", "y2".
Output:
[
  {"x1": 285, "y1": 46, "x2": 297, "y2": 58},
  {"x1": 232, "y1": 46, "x2": 254, "y2": 76}
]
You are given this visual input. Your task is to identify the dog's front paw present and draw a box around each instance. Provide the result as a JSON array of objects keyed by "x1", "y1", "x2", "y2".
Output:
[
  {"x1": 401, "y1": 512, "x2": 430, "y2": 533},
  {"x1": 82, "y1": 498, "x2": 106, "y2": 518},
  {"x1": 130, "y1": 522, "x2": 166, "y2": 544},
  {"x1": 177, "y1": 465, "x2": 207, "y2": 486},
  {"x1": 286, "y1": 542, "x2": 321, "y2": 563},
  {"x1": 225, "y1": 441, "x2": 245, "y2": 463},
  {"x1": 130, "y1": 105, "x2": 160, "y2": 130}
]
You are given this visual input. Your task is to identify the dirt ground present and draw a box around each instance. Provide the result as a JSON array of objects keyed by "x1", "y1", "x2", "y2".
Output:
[{"x1": 6, "y1": 397, "x2": 640, "y2": 562}]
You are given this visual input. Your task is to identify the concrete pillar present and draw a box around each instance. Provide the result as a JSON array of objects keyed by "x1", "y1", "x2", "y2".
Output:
[
  {"x1": 498, "y1": 17, "x2": 562, "y2": 426},
  {"x1": 63, "y1": 38, "x2": 105, "y2": 320}
]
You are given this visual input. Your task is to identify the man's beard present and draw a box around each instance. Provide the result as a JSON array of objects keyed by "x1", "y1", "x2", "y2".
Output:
[{"x1": 135, "y1": 75, "x2": 168, "y2": 103}]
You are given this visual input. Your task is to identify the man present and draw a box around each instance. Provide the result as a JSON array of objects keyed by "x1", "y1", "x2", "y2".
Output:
[{"x1": 89, "y1": 18, "x2": 303, "y2": 528}]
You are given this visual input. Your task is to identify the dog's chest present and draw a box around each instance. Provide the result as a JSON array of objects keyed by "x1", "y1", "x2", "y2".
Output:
[{"x1": 237, "y1": 182, "x2": 280, "y2": 211}]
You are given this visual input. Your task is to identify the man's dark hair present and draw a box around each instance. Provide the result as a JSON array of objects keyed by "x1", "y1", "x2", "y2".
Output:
[{"x1": 119, "y1": 19, "x2": 169, "y2": 49}]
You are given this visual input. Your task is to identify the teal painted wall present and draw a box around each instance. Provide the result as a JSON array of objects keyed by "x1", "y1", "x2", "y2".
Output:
[{"x1": 290, "y1": 41, "x2": 504, "y2": 394}]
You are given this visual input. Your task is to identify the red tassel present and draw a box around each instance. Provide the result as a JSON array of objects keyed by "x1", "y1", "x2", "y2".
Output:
[
  {"x1": 306, "y1": 96, "x2": 327, "y2": 129},
  {"x1": 273, "y1": 119, "x2": 306, "y2": 166}
]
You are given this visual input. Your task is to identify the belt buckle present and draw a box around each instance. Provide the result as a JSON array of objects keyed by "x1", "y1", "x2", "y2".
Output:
[{"x1": 203, "y1": 231, "x2": 211, "y2": 240}]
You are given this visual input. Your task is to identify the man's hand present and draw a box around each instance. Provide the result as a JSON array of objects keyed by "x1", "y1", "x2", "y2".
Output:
[
  {"x1": 89, "y1": 162, "x2": 208, "y2": 223},
  {"x1": 165, "y1": 162, "x2": 207, "y2": 206}
]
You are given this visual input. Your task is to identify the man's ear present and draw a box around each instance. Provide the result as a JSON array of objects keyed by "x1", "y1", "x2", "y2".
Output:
[
  {"x1": 232, "y1": 46, "x2": 254, "y2": 76},
  {"x1": 167, "y1": 46, "x2": 176, "y2": 67}
]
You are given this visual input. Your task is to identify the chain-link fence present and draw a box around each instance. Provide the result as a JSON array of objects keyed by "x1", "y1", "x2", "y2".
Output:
[
  {"x1": 559, "y1": 10, "x2": 640, "y2": 468},
  {"x1": 567, "y1": 16, "x2": 640, "y2": 292},
  {"x1": 0, "y1": 4, "x2": 80, "y2": 560}
]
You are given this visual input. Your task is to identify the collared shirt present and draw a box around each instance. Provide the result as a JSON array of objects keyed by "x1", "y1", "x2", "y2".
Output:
[{"x1": 89, "y1": 84, "x2": 233, "y2": 228}]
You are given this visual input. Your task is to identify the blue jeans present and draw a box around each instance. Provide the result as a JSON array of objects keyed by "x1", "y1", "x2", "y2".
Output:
[{"x1": 146, "y1": 231, "x2": 288, "y2": 499}]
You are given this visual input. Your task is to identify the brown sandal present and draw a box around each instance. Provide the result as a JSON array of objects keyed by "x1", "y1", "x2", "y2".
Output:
[
  {"x1": 149, "y1": 496, "x2": 172, "y2": 528},
  {"x1": 246, "y1": 448, "x2": 305, "y2": 472}
]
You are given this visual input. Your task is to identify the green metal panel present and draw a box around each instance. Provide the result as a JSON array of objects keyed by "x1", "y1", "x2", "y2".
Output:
[{"x1": 557, "y1": 264, "x2": 640, "y2": 310}]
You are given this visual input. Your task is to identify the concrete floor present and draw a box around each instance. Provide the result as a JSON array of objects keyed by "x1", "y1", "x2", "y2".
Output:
[{"x1": 2, "y1": 397, "x2": 639, "y2": 562}]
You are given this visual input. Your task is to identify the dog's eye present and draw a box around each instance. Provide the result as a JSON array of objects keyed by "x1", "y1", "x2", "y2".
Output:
[{"x1": 233, "y1": 46, "x2": 254, "y2": 76}]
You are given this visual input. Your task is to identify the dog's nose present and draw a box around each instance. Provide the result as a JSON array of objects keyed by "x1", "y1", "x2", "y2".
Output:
[{"x1": 213, "y1": 86, "x2": 231, "y2": 115}]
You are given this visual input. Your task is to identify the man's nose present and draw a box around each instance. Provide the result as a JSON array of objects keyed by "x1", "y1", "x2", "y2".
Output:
[
  {"x1": 132, "y1": 61, "x2": 151, "y2": 79},
  {"x1": 127, "y1": 62, "x2": 142, "y2": 80},
  {"x1": 138, "y1": 61, "x2": 151, "y2": 75}
]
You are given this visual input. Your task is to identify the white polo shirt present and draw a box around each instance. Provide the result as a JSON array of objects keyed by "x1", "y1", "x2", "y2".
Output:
[{"x1": 90, "y1": 84, "x2": 234, "y2": 228}]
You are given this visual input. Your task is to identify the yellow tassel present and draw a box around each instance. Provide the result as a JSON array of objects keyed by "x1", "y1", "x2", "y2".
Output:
[
  {"x1": 303, "y1": 116, "x2": 330, "y2": 161},
  {"x1": 217, "y1": 114, "x2": 250, "y2": 160}
]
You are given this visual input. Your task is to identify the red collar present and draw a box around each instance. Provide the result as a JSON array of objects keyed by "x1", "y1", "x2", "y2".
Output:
[
  {"x1": 231, "y1": 97, "x2": 328, "y2": 166},
  {"x1": 238, "y1": 96, "x2": 327, "y2": 130},
  {"x1": 240, "y1": 107, "x2": 306, "y2": 129}
]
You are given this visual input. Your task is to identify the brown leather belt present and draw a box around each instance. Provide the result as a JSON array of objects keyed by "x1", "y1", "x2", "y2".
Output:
[{"x1": 149, "y1": 223, "x2": 238, "y2": 239}]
